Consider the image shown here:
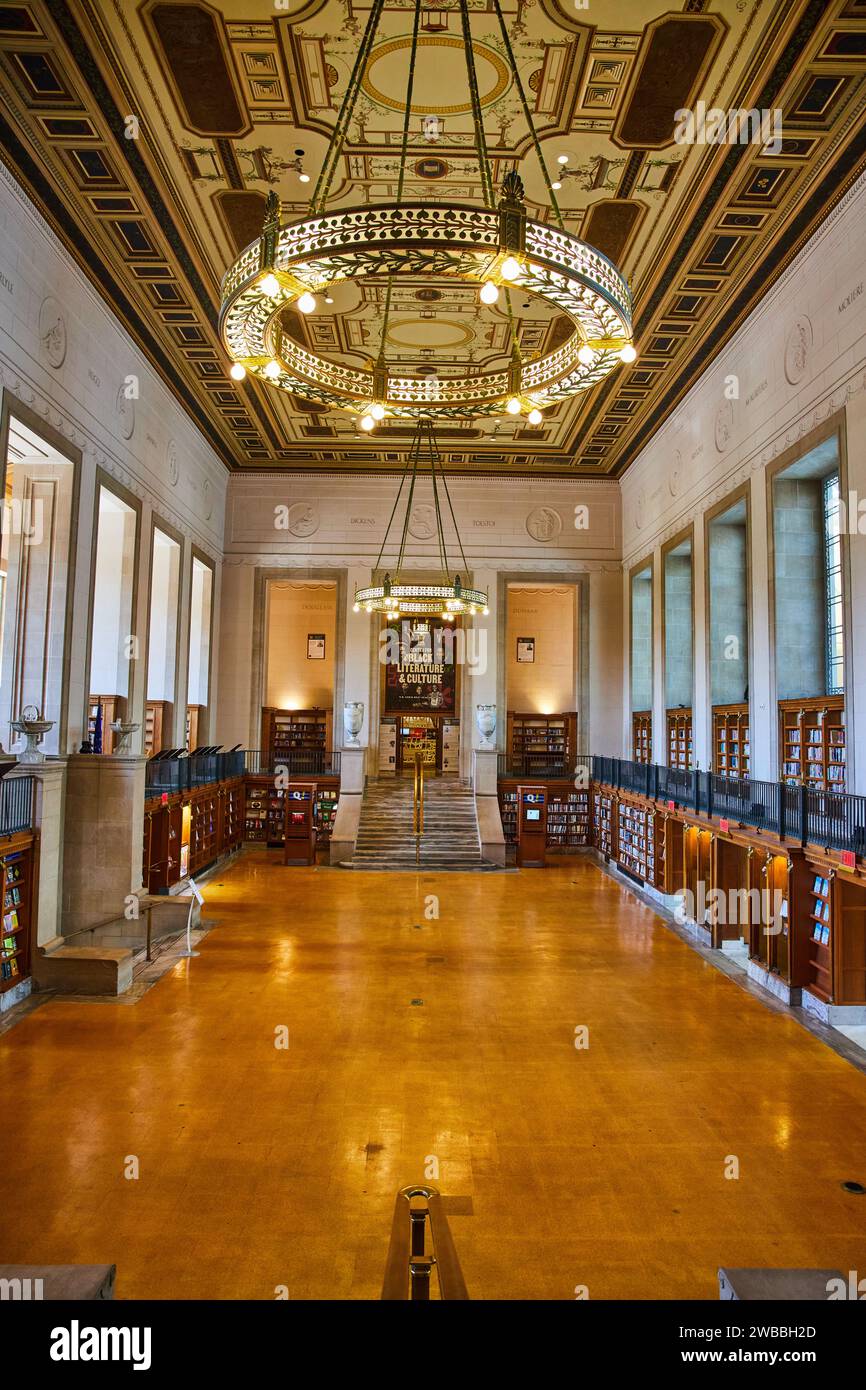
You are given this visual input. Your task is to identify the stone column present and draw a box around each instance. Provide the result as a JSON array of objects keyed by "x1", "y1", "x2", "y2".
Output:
[
  {"x1": 61, "y1": 754, "x2": 147, "y2": 936},
  {"x1": 344, "y1": 565, "x2": 372, "y2": 773},
  {"x1": 8, "y1": 758, "x2": 67, "y2": 949}
]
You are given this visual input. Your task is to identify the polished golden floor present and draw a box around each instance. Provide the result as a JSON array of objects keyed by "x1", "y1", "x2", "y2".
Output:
[{"x1": 3, "y1": 852, "x2": 866, "y2": 1300}]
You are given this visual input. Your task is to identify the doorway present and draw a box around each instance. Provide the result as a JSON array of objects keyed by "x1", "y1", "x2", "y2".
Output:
[{"x1": 397, "y1": 716, "x2": 439, "y2": 773}]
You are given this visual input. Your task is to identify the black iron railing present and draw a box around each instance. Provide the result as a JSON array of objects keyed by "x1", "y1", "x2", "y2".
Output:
[
  {"x1": 583, "y1": 755, "x2": 866, "y2": 853},
  {"x1": 145, "y1": 750, "x2": 246, "y2": 799},
  {"x1": 0, "y1": 774, "x2": 34, "y2": 835},
  {"x1": 244, "y1": 749, "x2": 342, "y2": 777}
]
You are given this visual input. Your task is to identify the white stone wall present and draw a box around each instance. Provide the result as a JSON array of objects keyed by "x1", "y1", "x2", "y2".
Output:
[
  {"x1": 620, "y1": 169, "x2": 866, "y2": 791},
  {"x1": 219, "y1": 472, "x2": 624, "y2": 766},
  {"x1": 0, "y1": 164, "x2": 227, "y2": 754}
]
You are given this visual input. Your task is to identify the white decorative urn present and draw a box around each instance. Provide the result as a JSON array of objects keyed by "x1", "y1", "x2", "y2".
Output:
[
  {"x1": 343, "y1": 701, "x2": 364, "y2": 748},
  {"x1": 10, "y1": 704, "x2": 54, "y2": 764},
  {"x1": 476, "y1": 704, "x2": 497, "y2": 749},
  {"x1": 110, "y1": 720, "x2": 140, "y2": 754}
]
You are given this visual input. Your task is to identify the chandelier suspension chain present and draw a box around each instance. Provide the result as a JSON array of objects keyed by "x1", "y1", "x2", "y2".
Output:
[
  {"x1": 491, "y1": 0, "x2": 566, "y2": 234},
  {"x1": 373, "y1": 466, "x2": 411, "y2": 574},
  {"x1": 394, "y1": 422, "x2": 425, "y2": 578},
  {"x1": 427, "y1": 422, "x2": 451, "y2": 579},
  {"x1": 309, "y1": 0, "x2": 387, "y2": 215},
  {"x1": 459, "y1": 0, "x2": 495, "y2": 209},
  {"x1": 433, "y1": 427, "x2": 471, "y2": 577},
  {"x1": 377, "y1": 0, "x2": 424, "y2": 363}
]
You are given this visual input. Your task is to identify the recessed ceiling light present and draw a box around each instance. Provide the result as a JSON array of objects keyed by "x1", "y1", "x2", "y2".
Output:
[
  {"x1": 299, "y1": 173, "x2": 310, "y2": 184},
  {"x1": 557, "y1": 154, "x2": 569, "y2": 165},
  {"x1": 551, "y1": 181, "x2": 562, "y2": 191}
]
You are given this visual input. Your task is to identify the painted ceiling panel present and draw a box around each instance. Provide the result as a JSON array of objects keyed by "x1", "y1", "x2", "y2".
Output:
[{"x1": 0, "y1": 0, "x2": 862, "y2": 476}]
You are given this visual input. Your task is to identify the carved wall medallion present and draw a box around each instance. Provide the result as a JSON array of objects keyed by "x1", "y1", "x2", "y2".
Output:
[
  {"x1": 525, "y1": 506, "x2": 563, "y2": 542},
  {"x1": 408, "y1": 504, "x2": 436, "y2": 539},
  {"x1": 287, "y1": 502, "x2": 319, "y2": 537},
  {"x1": 715, "y1": 399, "x2": 734, "y2": 453},
  {"x1": 116, "y1": 383, "x2": 135, "y2": 440},
  {"x1": 38, "y1": 296, "x2": 66, "y2": 368},
  {"x1": 784, "y1": 314, "x2": 813, "y2": 384},
  {"x1": 166, "y1": 439, "x2": 179, "y2": 486}
]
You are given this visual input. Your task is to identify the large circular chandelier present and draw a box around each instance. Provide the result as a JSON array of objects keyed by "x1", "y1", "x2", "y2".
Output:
[{"x1": 219, "y1": 0, "x2": 635, "y2": 427}]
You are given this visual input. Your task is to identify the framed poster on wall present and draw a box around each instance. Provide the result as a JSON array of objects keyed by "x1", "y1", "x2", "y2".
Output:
[
  {"x1": 307, "y1": 633, "x2": 326, "y2": 660},
  {"x1": 383, "y1": 618, "x2": 457, "y2": 714},
  {"x1": 517, "y1": 636, "x2": 535, "y2": 664}
]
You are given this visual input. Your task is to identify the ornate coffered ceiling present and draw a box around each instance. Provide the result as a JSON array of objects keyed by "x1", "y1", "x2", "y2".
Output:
[{"x1": 0, "y1": 0, "x2": 864, "y2": 475}]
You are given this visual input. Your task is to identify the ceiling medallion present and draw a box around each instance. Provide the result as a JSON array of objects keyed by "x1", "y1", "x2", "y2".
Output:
[{"x1": 219, "y1": 0, "x2": 635, "y2": 427}]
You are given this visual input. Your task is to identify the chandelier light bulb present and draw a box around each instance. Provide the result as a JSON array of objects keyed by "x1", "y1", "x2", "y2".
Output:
[
  {"x1": 619, "y1": 342, "x2": 637, "y2": 363},
  {"x1": 353, "y1": 603, "x2": 360, "y2": 613},
  {"x1": 297, "y1": 291, "x2": 316, "y2": 314},
  {"x1": 500, "y1": 256, "x2": 521, "y2": 281},
  {"x1": 264, "y1": 359, "x2": 281, "y2": 378},
  {"x1": 506, "y1": 396, "x2": 522, "y2": 415},
  {"x1": 370, "y1": 403, "x2": 386, "y2": 421},
  {"x1": 528, "y1": 408, "x2": 543, "y2": 425},
  {"x1": 577, "y1": 344, "x2": 595, "y2": 366},
  {"x1": 360, "y1": 414, "x2": 375, "y2": 431},
  {"x1": 483, "y1": 606, "x2": 490, "y2": 616},
  {"x1": 479, "y1": 280, "x2": 499, "y2": 305},
  {"x1": 260, "y1": 273, "x2": 280, "y2": 298},
  {"x1": 229, "y1": 362, "x2": 247, "y2": 381}
]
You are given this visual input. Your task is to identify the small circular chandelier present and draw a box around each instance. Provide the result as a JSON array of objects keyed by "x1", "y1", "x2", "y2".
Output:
[
  {"x1": 219, "y1": 0, "x2": 635, "y2": 426},
  {"x1": 352, "y1": 418, "x2": 489, "y2": 619}
]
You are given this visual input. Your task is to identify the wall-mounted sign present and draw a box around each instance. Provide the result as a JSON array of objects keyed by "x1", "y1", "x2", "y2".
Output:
[
  {"x1": 384, "y1": 618, "x2": 457, "y2": 714},
  {"x1": 307, "y1": 633, "x2": 325, "y2": 660},
  {"x1": 516, "y1": 636, "x2": 535, "y2": 664}
]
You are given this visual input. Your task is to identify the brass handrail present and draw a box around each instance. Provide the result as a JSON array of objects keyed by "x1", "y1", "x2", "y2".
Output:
[
  {"x1": 381, "y1": 1185, "x2": 469, "y2": 1300},
  {"x1": 412, "y1": 752, "x2": 424, "y2": 840}
]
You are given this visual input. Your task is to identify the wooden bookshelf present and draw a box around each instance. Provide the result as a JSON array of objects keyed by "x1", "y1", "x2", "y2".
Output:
[
  {"x1": 314, "y1": 788, "x2": 339, "y2": 845},
  {"x1": 713, "y1": 703, "x2": 750, "y2": 779},
  {"x1": 262, "y1": 707, "x2": 332, "y2": 767},
  {"x1": 593, "y1": 789, "x2": 617, "y2": 859},
  {"x1": 779, "y1": 696, "x2": 845, "y2": 791},
  {"x1": 88, "y1": 694, "x2": 126, "y2": 753},
  {"x1": 499, "y1": 788, "x2": 518, "y2": 845},
  {"x1": 806, "y1": 870, "x2": 833, "y2": 1003},
  {"x1": 0, "y1": 840, "x2": 34, "y2": 994},
  {"x1": 507, "y1": 712, "x2": 577, "y2": 767},
  {"x1": 667, "y1": 709, "x2": 692, "y2": 771},
  {"x1": 223, "y1": 781, "x2": 244, "y2": 852},
  {"x1": 144, "y1": 700, "x2": 171, "y2": 757},
  {"x1": 244, "y1": 779, "x2": 268, "y2": 842},
  {"x1": 545, "y1": 788, "x2": 590, "y2": 851},
  {"x1": 835, "y1": 873, "x2": 866, "y2": 1005},
  {"x1": 497, "y1": 780, "x2": 588, "y2": 852},
  {"x1": 617, "y1": 800, "x2": 662, "y2": 886},
  {"x1": 632, "y1": 711, "x2": 651, "y2": 764},
  {"x1": 186, "y1": 704, "x2": 203, "y2": 752}
]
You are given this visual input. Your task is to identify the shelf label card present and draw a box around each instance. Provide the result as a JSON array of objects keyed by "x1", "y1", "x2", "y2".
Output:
[
  {"x1": 841, "y1": 849, "x2": 856, "y2": 869},
  {"x1": 667, "y1": 800, "x2": 675, "y2": 811},
  {"x1": 719, "y1": 818, "x2": 729, "y2": 833}
]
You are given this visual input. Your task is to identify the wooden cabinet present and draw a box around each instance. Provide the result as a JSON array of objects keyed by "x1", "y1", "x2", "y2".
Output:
[
  {"x1": 261, "y1": 707, "x2": 332, "y2": 768},
  {"x1": 667, "y1": 709, "x2": 692, "y2": 770},
  {"x1": 88, "y1": 694, "x2": 126, "y2": 753},
  {"x1": 506, "y1": 712, "x2": 577, "y2": 770},
  {"x1": 0, "y1": 839, "x2": 35, "y2": 994},
  {"x1": 779, "y1": 696, "x2": 845, "y2": 791},
  {"x1": 713, "y1": 703, "x2": 750, "y2": 779},
  {"x1": 144, "y1": 700, "x2": 171, "y2": 757},
  {"x1": 186, "y1": 704, "x2": 203, "y2": 752},
  {"x1": 632, "y1": 711, "x2": 651, "y2": 764}
]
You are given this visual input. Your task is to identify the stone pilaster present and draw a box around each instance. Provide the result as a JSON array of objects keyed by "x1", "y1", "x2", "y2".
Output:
[{"x1": 61, "y1": 754, "x2": 147, "y2": 936}]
